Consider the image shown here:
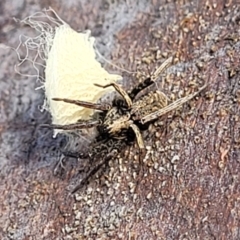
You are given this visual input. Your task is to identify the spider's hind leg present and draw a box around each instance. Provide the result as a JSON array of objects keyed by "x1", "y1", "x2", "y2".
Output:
[
  {"x1": 42, "y1": 98, "x2": 108, "y2": 131},
  {"x1": 41, "y1": 119, "x2": 100, "y2": 130},
  {"x1": 52, "y1": 98, "x2": 111, "y2": 111},
  {"x1": 71, "y1": 139, "x2": 126, "y2": 193},
  {"x1": 128, "y1": 56, "x2": 173, "y2": 100}
]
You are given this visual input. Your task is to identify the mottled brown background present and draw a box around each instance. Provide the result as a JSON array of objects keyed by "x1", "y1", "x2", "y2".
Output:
[{"x1": 0, "y1": 0, "x2": 240, "y2": 239}]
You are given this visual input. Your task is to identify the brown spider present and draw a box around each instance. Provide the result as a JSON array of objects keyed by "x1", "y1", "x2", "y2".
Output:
[
  {"x1": 44, "y1": 57, "x2": 207, "y2": 192},
  {"x1": 49, "y1": 57, "x2": 206, "y2": 149}
]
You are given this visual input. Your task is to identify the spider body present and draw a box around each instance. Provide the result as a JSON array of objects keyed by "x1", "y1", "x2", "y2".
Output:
[
  {"x1": 49, "y1": 56, "x2": 206, "y2": 150},
  {"x1": 131, "y1": 91, "x2": 168, "y2": 120},
  {"x1": 99, "y1": 100, "x2": 130, "y2": 138},
  {"x1": 98, "y1": 90, "x2": 167, "y2": 137},
  {"x1": 44, "y1": 57, "x2": 207, "y2": 191}
]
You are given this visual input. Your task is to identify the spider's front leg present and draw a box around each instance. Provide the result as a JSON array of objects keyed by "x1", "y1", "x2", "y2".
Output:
[
  {"x1": 128, "y1": 56, "x2": 173, "y2": 100},
  {"x1": 141, "y1": 83, "x2": 208, "y2": 124},
  {"x1": 129, "y1": 123, "x2": 145, "y2": 151},
  {"x1": 94, "y1": 82, "x2": 133, "y2": 108}
]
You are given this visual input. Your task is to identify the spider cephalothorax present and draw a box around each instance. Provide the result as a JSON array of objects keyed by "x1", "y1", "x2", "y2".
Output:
[{"x1": 45, "y1": 57, "x2": 207, "y2": 191}]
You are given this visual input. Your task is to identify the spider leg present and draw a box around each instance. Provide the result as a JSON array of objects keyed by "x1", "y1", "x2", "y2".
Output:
[
  {"x1": 71, "y1": 140, "x2": 125, "y2": 193},
  {"x1": 130, "y1": 123, "x2": 145, "y2": 150},
  {"x1": 71, "y1": 150, "x2": 117, "y2": 193},
  {"x1": 141, "y1": 83, "x2": 208, "y2": 124},
  {"x1": 94, "y1": 82, "x2": 132, "y2": 108},
  {"x1": 52, "y1": 98, "x2": 110, "y2": 111},
  {"x1": 128, "y1": 56, "x2": 173, "y2": 100},
  {"x1": 41, "y1": 120, "x2": 100, "y2": 130}
]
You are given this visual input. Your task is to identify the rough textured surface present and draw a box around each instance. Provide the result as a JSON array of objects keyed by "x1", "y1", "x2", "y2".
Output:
[{"x1": 0, "y1": 0, "x2": 240, "y2": 239}]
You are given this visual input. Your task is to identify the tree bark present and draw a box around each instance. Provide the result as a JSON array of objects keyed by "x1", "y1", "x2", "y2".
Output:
[{"x1": 0, "y1": 0, "x2": 240, "y2": 239}]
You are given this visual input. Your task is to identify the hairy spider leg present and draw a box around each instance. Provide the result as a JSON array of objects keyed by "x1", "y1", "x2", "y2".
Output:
[
  {"x1": 94, "y1": 82, "x2": 133, "y2": 108},
  {"x1": 71, "y1": 142, "x2": 124, "y2": 194},
  {"x1": 41, "y1": 120, "x2": 100, "y2": 130},
  {"x1": 52, "y1": 98, "x2": 111, "y2": 111},
  {"x1": 141, "y1": 83, "x2": 208, "y2": 124},
  {"x1": 41, "y1": 98, "x2": 109, "y2": 130},
  {"x1": 128, "y1": 56, "x2": 173, "y2": 100},
  {"x1": 130, "y1": 123, "x2": 145, "y2": 149}
]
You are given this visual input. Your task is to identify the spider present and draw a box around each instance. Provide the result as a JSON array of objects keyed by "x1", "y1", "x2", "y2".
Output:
[{"x1": 44, "y1": 57, "x2": 207, "y2": 192}]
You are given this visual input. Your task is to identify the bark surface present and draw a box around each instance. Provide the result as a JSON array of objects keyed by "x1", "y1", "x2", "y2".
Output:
[{"x1": 0, "y1": 1, "x2": 240, "y2": 239}]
